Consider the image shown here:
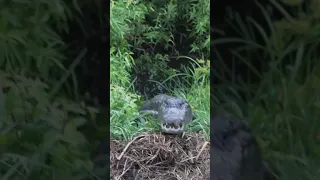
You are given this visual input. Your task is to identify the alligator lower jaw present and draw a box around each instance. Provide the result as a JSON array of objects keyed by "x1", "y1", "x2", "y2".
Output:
[{"x1": 161, "y1": 123, "x2": 185, "y2": 134}]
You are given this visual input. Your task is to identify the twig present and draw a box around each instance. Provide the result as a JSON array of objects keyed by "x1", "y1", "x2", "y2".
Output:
[
  {"x1": 116, "y1": 158, "x2": 131, "y2": 180},
  {"x1": 116, "y1": 135, "x2": 146, "y2": 160},
  {"x1": 146, "y1": 148, "x2": 160, "y2": 164},
  {"x1": 195, "y1": 141, "x2": 209, "y2": 161},
  {"x1": 189, "y1": 151, "x2": 194, "y2": 164}
]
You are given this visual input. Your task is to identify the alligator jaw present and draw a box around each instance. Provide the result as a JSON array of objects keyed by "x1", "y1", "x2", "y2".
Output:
[{"x1": 161, "y1": 122, "x2": 185, "y2": 134}]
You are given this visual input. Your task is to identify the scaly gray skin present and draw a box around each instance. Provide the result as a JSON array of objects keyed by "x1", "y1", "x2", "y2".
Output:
[
  {"x1": 139, "y1": 94, "x2": 193, "y2": 134},
  {"x1": 211, "y1": 115, "x2": 271, "y2": 180}
]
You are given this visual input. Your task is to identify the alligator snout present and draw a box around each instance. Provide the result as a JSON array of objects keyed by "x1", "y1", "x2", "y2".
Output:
[
  {"x1": 160, "y1": 115, "x2": 185, "y2": 133},
  {"x1": 160, "y1": 108, "x2": 187, "y2": 134}
]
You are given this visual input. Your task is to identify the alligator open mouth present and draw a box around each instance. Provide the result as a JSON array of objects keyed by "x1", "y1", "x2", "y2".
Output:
[{"x1": 161, "y1": 122, "x2": 184, "y2": 134}]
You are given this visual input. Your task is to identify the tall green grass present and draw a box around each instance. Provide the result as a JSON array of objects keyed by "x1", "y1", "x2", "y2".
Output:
[{"x1": 110, "y1": 1, "x2": 145, "y2": 140}]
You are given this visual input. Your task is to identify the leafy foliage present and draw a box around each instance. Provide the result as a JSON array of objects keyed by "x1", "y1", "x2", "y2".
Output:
[
  {"x1": 110, "y1": 0, "x2": 210, "y2": 141},
  {"x1": 0, "y1": 71, "x2": 100, "y2": 179},
  {"x1": 0, "y1": 0, "x2": 74, "y2": 82},
  {"x1": 124, "y1": 0, "x2": 210, "y2": 93},
  {"x1": 0, "y1": 0, "x2": 107, "y2": 179}
]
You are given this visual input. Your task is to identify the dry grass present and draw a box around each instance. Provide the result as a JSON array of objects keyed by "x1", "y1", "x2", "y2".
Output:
[{"x1": 110, "y1": 133, "x2": 210, "y2": 180}]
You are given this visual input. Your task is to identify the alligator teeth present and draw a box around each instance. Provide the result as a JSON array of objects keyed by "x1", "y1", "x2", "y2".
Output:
[{"x1": 162, "y1": 123, "x2": 184, "y2": 130}]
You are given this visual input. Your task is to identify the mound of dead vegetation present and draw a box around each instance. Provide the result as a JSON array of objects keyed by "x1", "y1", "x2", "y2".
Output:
[{"x1": 110, "y1": 132, "x2": 210, "y2": 180}]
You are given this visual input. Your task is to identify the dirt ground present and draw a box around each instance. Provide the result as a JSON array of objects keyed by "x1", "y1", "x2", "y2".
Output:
[{"x1": 110, "y1": 132, "x2": 210, "y2": 180}]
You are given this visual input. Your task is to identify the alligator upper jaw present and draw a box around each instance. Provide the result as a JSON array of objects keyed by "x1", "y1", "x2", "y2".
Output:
[{"x1": 161, "y1": 122, "x2": 185, "y2": 134}]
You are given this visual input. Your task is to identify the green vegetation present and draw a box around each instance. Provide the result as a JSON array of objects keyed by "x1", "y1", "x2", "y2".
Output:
[
  {"x1": 0, "y1": 0, "x2": 107, "y2": 179},
  {"x1": 110, "y1": 0, "x2": 210, "y2": 140},
  {"x1": 213, "y1": 0, "x2": 320, "y2": 179}
]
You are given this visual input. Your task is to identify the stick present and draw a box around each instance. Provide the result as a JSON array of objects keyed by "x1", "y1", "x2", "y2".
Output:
[
  {"x1": 195, "y1": 141, "x2": 209, "y2": 161},
  {"x1": 116, "y1": 135, "x2": 146, "y2": 160}
]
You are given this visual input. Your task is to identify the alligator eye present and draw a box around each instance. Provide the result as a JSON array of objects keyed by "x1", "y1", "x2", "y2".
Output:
[{"x1": 179, "y1": 102, "x2": 186, "y2": 107}]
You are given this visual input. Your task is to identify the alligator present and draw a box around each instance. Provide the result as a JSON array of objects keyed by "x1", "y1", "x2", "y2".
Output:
[
  {"x1": 211, "y1": 115, "x2": 273, "y2": 180},
  {"x1": 139, "y1": 94, "x2": 193, "y2": 134}
]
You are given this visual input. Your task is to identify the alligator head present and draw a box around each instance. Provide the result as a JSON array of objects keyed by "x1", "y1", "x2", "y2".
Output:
[
  {"x1": 157, "y1": 96, "x2": 192, "y2": 134},
  {"x1": 140, "y1": 94, "x2": 193, "y2": 134}
]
